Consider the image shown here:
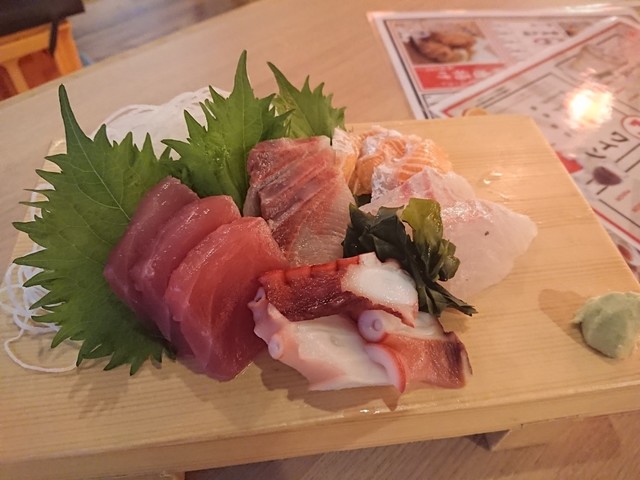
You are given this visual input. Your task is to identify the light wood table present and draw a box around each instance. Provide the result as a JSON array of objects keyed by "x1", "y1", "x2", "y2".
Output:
[{"x1": 1, "y1": 1, "x2": 639, "y2": 479}]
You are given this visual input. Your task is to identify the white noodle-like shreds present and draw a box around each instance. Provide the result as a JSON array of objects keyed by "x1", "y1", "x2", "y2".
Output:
[{"x1": 1, "y1": 260, "x2": 77, "y2": 373}]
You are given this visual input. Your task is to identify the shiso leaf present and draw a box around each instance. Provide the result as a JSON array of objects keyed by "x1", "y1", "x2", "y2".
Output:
[
  {"x1": 13, "y1": 85, "x2": 174, "y2": 374},
  {"x1": 269, "y1": 62, "x2": 345, "y2": 139},
  {"x1": 163, "y1": 51, "x2": 289, "y2": 209}
]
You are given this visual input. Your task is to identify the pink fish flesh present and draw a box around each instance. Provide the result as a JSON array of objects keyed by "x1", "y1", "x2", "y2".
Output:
[
  {"x1": 164, "y1": 216, "x2": 288, "y2": 381},
  {"x1": 244, "y1": 136, "x2": 354, "y2": 266},
  {"x1": 130, "y1": 195, "x2": 241, "y2": 353},
  {"x1": 104, "y1": 177, "x2": 198, "y2": 327}
]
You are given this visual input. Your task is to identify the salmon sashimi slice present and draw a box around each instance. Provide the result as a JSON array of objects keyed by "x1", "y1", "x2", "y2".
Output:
[
  {"x1": 358, "y1": 310, "x2": 471, "y2": 391},
  {"x1": 164, "y1": 217, "x2": 288, "y2": 381},
  {"x1": 104, "y1": 177, "x2": 198, "y2": 328},
  {"x1": 331, "y1": 127, "x2": 358, "y2": 183},
  {"x1": 250, "y1": 289, "x2": 394, "y2": 391},
  {"x1": 130, "y1": 195, "x2": 241, "y2": 353},
  {"x1": 244, "y1": 136, "x2": 353, "y2": 266},
  {"x1": 347, "y1": 126, "x2": 452, "y2": 196},
  {"x1": 258, "y1": 252, "x2": 418, "y2": 327}
]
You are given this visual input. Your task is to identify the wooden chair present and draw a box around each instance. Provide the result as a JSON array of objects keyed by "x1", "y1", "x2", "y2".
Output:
[{"x1": 0, "y1": 19, "x2": 82, "y2": 98}]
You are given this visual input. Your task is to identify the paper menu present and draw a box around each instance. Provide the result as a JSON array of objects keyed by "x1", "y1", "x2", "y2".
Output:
[
  {"x1": 370, "y1": 7, "x2": 640, "y2": 119},
  {"x1": 434, "y1": 17, "x2": 640, "y2": 280}
]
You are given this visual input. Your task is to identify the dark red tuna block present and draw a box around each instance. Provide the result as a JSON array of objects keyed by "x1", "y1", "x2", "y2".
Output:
[
  {"x1": 130, "y1": 195, "x2": 241, "y2": 353},
  {"x1": 165, "y1": 217, "x2": 289, "y2": 381},
  {"x1": 104, "y1": 177, "x2": 197, "y2": 326},
  {"x1": 243, "y1": 136, "x2": 354, "y2": 266}
]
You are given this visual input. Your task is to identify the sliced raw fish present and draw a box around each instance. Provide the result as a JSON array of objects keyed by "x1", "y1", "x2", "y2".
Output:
[
  {"x1": 164, "y1": 217, "x2": 288, "y2": 380},
  {"x1": 104, "y1": 177, "x2": 198, "y2": 327},
  {"x1": 258, "y1": 252, "x2": 418, "y2": 326},
  {"x1": 331, "y1": 127, "x2": 358, "y2": 184},
  {"x1": 349, "y1": 126, "x2": 452, "y2": 196},
  {"x1": 361, "y1": 166, "x2": 475, "y2": 214},
  {"x1": 244, "y1": 136, "x2": 354, "y2": 266},
  {"x1": 250, "y1": 290, "x2": 394, "y2": 390},
  {"x1": 130, "y1": 195, "x2": 241, "y2": 353},
  {"x1": 360, "y1": 167, "x2": 537, "y2": 300},
  {"x1": 441, "y1": 200, "x2": 538, "y2": 299},
  {"x1": 358, "y1": 310, "x2": 471, "y2": 391}
]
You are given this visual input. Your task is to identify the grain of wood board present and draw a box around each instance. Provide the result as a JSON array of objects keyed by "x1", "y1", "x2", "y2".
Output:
[{"x1": 2, "y1": 116, "x2": 639, "y2": 480}]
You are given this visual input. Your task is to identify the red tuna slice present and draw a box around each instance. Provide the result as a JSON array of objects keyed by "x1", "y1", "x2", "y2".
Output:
[
  {"x1": 243, "y1": 136, "x2": 354, "y2": 266},
  {"x1": 164, "y1": 217, "x2": 289, "y2": 381},
  {"x1": 130, "y1": 195, "x2": 241, "y2": 353},
  {"x1": 358, "y1": 310, "x2": 471, "y2": 390},
  {"x1": 104, "y1": 177, "x2": 197, "y2": 327},
  {"x1": 258, "y1": 252, "x2": 418, "y2": 326}
]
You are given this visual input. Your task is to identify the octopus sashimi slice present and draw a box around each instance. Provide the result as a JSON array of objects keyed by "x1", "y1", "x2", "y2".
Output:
[
  {"x1": 164, "y1": 217, "x2": 288, "y2": 380},
  {"x1": 243, "y1": 136, "x2": 353, "y2": 266},
  {"x1": 258, "y1": 252, "x2": 418, "y2": 326},
  {"x1": 130, "y1": 195, "x2": 241, "y2": 353},
  {"x1": 104, "y1": 177, "x2": 198, "y2": 328},
  {"x1": 441, "y1": 199, "x2": 538, "y2": 299},
  {"x1": 361, "y1": 166, "x2": 476, "y2": 214},
  {"x1": 250, "y1": 290, "x2": 394, "y2": 391},
  {"x1": 358, "y1": 310, "x2": 471, "y2": 391}
]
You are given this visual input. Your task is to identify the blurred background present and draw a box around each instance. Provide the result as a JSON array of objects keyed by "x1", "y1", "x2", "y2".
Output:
[{"x1": 0, "y1": 0, "x2": 256, "y2": 101}]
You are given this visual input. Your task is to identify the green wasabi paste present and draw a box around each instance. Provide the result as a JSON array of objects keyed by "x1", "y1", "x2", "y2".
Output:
[{"x1": 574, "y1": 292, "x2": 640, "y2": 359}]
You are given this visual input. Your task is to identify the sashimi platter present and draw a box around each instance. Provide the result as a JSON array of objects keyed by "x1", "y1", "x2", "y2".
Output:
[{"x1": 2, "y1": 52, "x2": 639, "y2": 478}]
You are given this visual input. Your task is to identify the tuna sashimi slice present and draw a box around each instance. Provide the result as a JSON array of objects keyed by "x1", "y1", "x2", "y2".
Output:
[
  {"x1": 250, "y1": 290, "x2": 394, "y2": 391},
  {"x1": 165, "y1": 217, "x2": 288, "y2": 381},
  {"x1": 358, "y1": 310, "x2": 471, "y2": 391},
  {"x1": 258, "y1": 252, "x2": 418, "y2": 326},
  {"x1": 244, "y1": 136, "x2": 353, "y2": 266},
  {"x1": 104, "y1": 177, "x2": 198, "y2": 327},
  {"x1": 441, "y1": 199, "x2": 538, "y2": 299},
  {"x1": 130, "y1": 195, "x2": 241, "y2": 353}
]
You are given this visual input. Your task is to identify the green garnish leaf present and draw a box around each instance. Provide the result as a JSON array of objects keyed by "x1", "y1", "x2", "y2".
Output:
[
  {"x1": 269, "y1": 62, "x2": 345, "y2": 139},
  {"x1": 11, "y1": 52, "x2": 350, "y2": 375},
  {"x1": 164, "y1": 51, "x2": 288, "y2": 209},
  {"x1": 12, "y1": 85, "x2": 173, "y2": 374},
  {"x1": 343, "y1": 199, "x2": 476, "y2": 316}
]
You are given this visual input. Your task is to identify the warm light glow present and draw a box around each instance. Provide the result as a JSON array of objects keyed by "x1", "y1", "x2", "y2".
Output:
[{"x1": 566, "y1": 83, "x2": 613, "y2": 129}]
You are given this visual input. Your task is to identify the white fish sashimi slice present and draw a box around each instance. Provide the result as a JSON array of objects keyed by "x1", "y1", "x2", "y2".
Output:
[
  {"x1": 361, "y1": 164, "x2": 537, "y2": 300},
  {"x1": 250, "y1": 289, "x2": 394, "y2": 391},
  {"x1": 362, "y1": 166, "x2": 476, "y2": 214},
  {"x1": 442, "y1": 199, "x2": 538, "y2": 299}
]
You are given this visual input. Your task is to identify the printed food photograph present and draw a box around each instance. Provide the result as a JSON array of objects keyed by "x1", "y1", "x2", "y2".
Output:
[{"x1": 401, "y1": 20, "x2": 498, "y2": 65}]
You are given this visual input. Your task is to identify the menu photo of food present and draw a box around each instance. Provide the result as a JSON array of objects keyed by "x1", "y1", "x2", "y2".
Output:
[
  {"x1": 370, "y1": 8, "x2": 640, "y2": 118},
  {"x1": 396, "y1": 20, "x2": 502, "y2": 92},
  {"x1": 404, "y1": 22, "x2": 496, "y2": 65}
]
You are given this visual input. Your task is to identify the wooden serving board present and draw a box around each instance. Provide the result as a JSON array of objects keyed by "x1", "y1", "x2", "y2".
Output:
[{"x1": 1, "y1": 116, "x2": 639, "y2": 480}]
